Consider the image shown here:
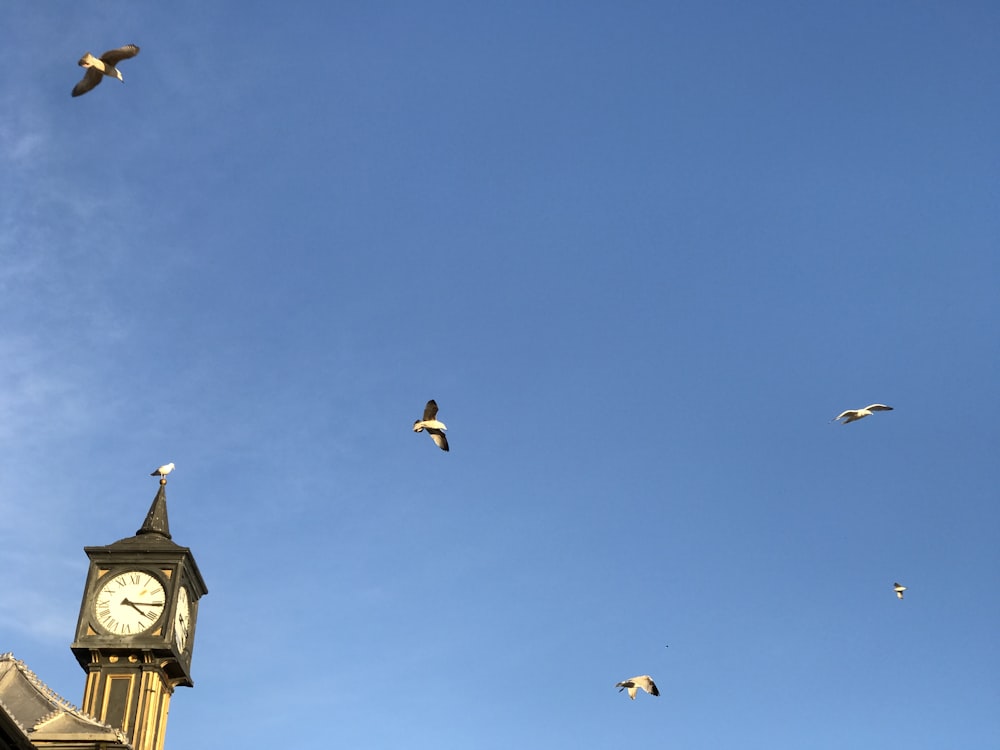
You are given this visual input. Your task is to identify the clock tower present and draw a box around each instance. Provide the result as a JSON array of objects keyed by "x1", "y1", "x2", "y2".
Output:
[{"x1": 71, "y1": 475, "x2": 208, "y2": 750}]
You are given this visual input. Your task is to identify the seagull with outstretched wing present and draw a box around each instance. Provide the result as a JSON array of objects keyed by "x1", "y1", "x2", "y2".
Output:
[
  {"x1": 72, "y1": 44, "x2": 140, "y2": 97},
  {"x1": 832, "y1": 404, "x2": 893, "y2": 424},
  {"x1": 616, "y1": 675, "x2": 659, "y2": 700},
  {"x1": 413, "y1": 400, "x2": 449, "y2": 452},
  {"x1": 894, "y1": 582, "x2": 907, "y2": 600}
]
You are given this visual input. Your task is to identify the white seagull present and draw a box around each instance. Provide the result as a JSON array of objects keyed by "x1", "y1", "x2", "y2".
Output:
[
  {"x1": 413, "y1": 400, "x2": 448, "y2": 452},
  {"x1": 72, "y1": 44, "x2": 140, "y2": 97},
  {"x1": 894, "y1": 582, "x2": 907, "y2": 600},
  {"x1": 832, "y1": 404, "x2": 894, "y2": 424},
  {"x1": 150, "y1": 463, "x2": 175, "y2": 478},
  {"x1": 616, "y1": 675, "x2": 659, "y2": 700}
]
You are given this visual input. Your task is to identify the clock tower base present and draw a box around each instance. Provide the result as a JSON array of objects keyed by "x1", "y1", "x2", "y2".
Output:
[{"x1": 80, "y1": 650, "x2": 174, "y2": 750}]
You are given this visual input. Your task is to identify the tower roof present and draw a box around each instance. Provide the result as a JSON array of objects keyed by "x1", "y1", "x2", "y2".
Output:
[
  {"x1": 136, "y1": 483, "x2": 171, "y2": 539},
  {"x1": 101, "y1": 482, "x2": 185, "y2": 551}
]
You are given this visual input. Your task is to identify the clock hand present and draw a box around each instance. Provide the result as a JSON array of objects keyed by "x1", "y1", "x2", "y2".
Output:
[
  {"x1": 120, "y1": 598, "x2": 146, "y2": 616},
  {"x1": 120, "y1": 598, "x2": 163, "y2": 617}
]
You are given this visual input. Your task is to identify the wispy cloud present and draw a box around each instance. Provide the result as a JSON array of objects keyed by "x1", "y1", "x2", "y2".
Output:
[
  {"x1": 0, "y1": 548, "x2": 80, "y2": 644},
  {"x1": 0, "y1": 335, "x2": 92, "y2": 445},
  {"x1": 0, "y1": 83, "x2": 141, "y2": 444},
  {"x1": 0, "y1": 86, "x2": 147, "y2": 554}
]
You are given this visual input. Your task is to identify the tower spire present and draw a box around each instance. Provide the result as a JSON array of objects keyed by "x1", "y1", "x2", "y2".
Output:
[{"x1": 136, "y1": 482, "x2": 172, "y2": 539}]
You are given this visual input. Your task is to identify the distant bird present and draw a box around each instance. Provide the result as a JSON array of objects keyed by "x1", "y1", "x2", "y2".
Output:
[
  {"x1": 832, "y1": 404, "x2": 894, "y2": 424},
  {"x1": 72, "y1": 44, "x2": 140, "y2": 97},
  {"x1": 894, "y1": 582, "x2": 907, "y2": 600},
  {"x1": 150, "y1": 463, "x2": 175, "y2": 478},
  {"x1": 413, "y1": 400, "x2": 448, "y2": 452},
  {"x1": 616, "y1": 675, "x2": 659, "y2": 700}
]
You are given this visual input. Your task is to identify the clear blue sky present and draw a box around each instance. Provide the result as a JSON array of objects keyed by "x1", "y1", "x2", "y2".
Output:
[{"x1": 2, "y1": 2, "x2": 998, "y2": 748}]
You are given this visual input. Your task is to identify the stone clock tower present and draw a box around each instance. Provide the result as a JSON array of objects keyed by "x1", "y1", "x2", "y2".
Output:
[{"x1": 70, "y1": 476, "x2": 208, "y2": 750}]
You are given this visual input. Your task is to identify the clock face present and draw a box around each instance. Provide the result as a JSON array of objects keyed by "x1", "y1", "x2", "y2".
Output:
[
  {"x1": 94, "y1": 570, "x2": 166, "y2": 636},
  {"x1": 174, "y1": 586, "x2": 191, "y2": 652}
]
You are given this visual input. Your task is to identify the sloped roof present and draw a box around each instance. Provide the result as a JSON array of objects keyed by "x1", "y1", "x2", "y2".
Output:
[{"x1": 0, "y1": 654, "x2": 130, "y2": 749}]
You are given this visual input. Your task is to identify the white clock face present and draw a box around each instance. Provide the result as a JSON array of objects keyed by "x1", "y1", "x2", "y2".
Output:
[
  {"x1": 174, "y1": 586, "x2": 191, "y2": 652},
  {"x1": 94, "y1": 570, "x2": 166, "y2": 636}
]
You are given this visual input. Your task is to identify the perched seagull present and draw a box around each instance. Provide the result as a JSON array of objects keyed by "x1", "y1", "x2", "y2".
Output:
[
  {"x1": 894, "y1": 582, "x2": 907, "y2": 600},
  {"x1": 72, "y1": 44, "x2": 140, "y2": 97},
  {"x1": 832, "y1": 404, "x2": 894, "y2": 424},
  {"x1": 616, "y1": 675, "x2": 659, "y2": 700},
  {"x1": 150, "y1": 463, "x2": 175, "y2": 478},
  {"x1": 413, "y1": 400, "x2": 448, "y2": 452}
]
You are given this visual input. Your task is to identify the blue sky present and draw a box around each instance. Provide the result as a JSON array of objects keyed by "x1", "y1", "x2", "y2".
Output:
[{"x1": 1, "y1": 2, "x2": 998, "y2": 748}]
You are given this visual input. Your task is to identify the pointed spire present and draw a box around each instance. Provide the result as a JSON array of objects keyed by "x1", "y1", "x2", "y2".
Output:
[{"x1": 136, "y1": 482, "x2": 172, "y2": 539}]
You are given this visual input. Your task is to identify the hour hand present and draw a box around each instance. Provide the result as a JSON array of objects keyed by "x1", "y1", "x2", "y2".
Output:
[
  {"x1": 120, "y1": 597, "x2": 146, "y2": 616},
  {"x1": 121, "y1": 598, "x2": 163, "y2": 616}
]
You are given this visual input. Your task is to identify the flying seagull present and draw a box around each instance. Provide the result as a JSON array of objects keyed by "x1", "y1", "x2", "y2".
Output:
[
  {"x1": 894, "y1": 582, "x2": 907, "y2": 600},
  {"x1": 413, "y1": 400, "x2": 448, "y2": 451},
  {"x1": 832, "y1": 404, "x2": 894, "y2": 424},
  {"x1": 150, "y1": 463, "x2": 175, "y2": 478},
  {"x1": 72, "y1": 44, "x2": 140, "y2": 97},
  {"x1": 616, "y1": 675, "x2": 659, "y2": 700}
]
